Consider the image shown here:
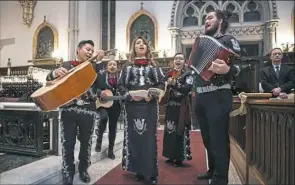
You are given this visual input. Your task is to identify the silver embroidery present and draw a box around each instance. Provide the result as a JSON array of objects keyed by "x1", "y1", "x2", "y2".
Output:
[
  {"x1": 139, "y1": 66, "x2": 145, "y2": 86},
  {"x1": 62, "y1": 107, "x2": 99, "y2": 118},
  {"x1": 122, "y1": 105, "x2": 130, "y2": 170},
  {"x1": 151, "y1": 67, "x2": 159, "y2": 83},
  {"x1": 125, "y1": 66, "x2": 132, "y2": 85},
  {"x1": 186, "y1": 76, "x2": 193, "y2": 85},
  {"x1": 165, "y1": 120, "x2": 176, "y2": 134},
  {"x1": 76, "y1": 99, "x2": 89, "y2": 106},
  {"x1": 133, "y1": 118, "x2": 147, "y2": 135},
  {"x1": 60, "y1": 110, "x2": 71, "y2": 177},
  {"x1": 166, "y1": 100, "x2": 181, "y2": 106},
  {"x1": 99, "y1": 69, "x2": 105, "y2": 75},
  {"x1": 182, "y1": 126, "x2": 192, "y2": 160}
]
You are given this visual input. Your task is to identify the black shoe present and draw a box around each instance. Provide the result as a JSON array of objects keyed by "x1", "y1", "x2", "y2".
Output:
[
  {"x1": 79, "y1": 171, "x2": 91, "y2": 183},
  {"x1": 62, "y1": 176, "x2": 73, "y2": 185},
  {"x1": 197, "y1": 172, "x2": 213, "y2": 180},
  {"x1": 95, "y1": 142, "x2": 101, "y2": 152},
  {"x1": 108, "y1": 148, "x2": 115, "y2": 159},
  {"x1": 134, "y1": 174, "x2": 144, "y2": 181},
  {"x1": 165, "y1": 159, "x2": 173, "y2": 163},
  {"x1": 173, "y1": 160, "x2": 183, "y2": 167},
  {"x1": 150, "y1": 177, "x2": 158, "y2": 185},
  {"x1": 210, "y1": 179, "x2": 228, "y2": 185}
]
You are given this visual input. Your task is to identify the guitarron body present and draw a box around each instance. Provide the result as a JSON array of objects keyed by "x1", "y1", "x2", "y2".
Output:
[{"x1": 30, "y1": 61, "x2": 97, "y2": 111}]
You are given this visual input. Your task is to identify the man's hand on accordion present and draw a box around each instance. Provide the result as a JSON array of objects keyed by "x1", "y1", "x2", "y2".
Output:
[{"x1": 209, "y1": 59, "x2": 230, "y2": 74}]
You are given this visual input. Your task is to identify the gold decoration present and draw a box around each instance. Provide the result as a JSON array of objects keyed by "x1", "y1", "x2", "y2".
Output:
[
  {"x1": 18, "y1": 0, "x2": 37, "y2": 27},
  {"x1": 230, "y1": 93, "x2": 273, "y2": 117},
  {"x1": 30, "y1": 17, "x2": 59, "y2": 65},
  {"x1": 126, "y1": 8, "x2": 158, "y2": 52},
  {"x1": 230, "y1": 92, "x2": 248, "y2": 117}
]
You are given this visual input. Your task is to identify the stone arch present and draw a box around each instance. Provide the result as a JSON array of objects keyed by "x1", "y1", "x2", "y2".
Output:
[
  {"x1": 32, "y1": 19, "x2": 58, "y2": 59},
  {"x1": 169, "y1": 0, "x2": 278, "y2": 28},
  {"x1": 126, "y1": 9, "x2": 158, "y2": 51}
]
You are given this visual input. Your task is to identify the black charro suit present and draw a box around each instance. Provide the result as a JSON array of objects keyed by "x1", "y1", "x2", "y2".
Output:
[{"x1": 260, "y1": 64, "x2": 294, "y2": 94}]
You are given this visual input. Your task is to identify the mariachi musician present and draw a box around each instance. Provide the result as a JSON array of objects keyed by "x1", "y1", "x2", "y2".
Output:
[
  {"x1": 161, "y1": 52, "x2": 193, "y2": 167},
  {"x1": 190, "y1": 10, "x2": 241, "y2": 185},
  {"x1": 95, "y1": 59, "x2": 121, "y2": 160},
  {"x1": 46, "y1": 40, "x2": 104, "y2": 185}
]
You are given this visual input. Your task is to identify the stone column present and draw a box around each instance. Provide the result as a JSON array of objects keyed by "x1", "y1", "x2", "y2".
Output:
[
  {"x1": 168, "y1": 27, "x2": 180, "y2": 55},
  {"x1": 68, "y1": 1, "x2": 79, "y2": 60},
  {"x1": 264, "y1": 19, "x2": 279, "y2": 55}
]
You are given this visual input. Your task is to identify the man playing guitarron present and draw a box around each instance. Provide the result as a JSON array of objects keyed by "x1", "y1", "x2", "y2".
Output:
[
  {"x1": 46, "y1": 40, "x2": 104, "y2": 185},
  {"x1": 95, "y1": 60, "x2": 121, "y2": 160}
]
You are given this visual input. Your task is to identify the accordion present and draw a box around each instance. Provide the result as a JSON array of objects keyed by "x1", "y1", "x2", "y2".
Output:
[{"x1": 187, "y1": 35, "x2": 240, "y2": 82}]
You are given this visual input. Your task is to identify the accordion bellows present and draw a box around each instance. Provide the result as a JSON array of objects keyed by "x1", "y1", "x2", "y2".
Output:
[{"x1": 188, "y1": 35, "x2": 239, "y2": 82}]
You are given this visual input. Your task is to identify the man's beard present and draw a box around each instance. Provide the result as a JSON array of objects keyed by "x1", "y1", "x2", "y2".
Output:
[{"x1": 204, "y1": 25, "x2": 219, "y2": 36}]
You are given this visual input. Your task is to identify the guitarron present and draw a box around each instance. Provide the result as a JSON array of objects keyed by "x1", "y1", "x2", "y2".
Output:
[
  {"x1": 187, "y1": 35, "x2": 240, "y2": 81},
  {"x1": 30, "y1": 61, "x2": 97, "y2": 112}
]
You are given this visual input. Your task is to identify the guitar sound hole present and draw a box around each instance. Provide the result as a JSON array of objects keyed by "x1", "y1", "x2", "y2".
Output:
[{"x1": 99, "y1": 97, "x2": 107, "y2": 103}]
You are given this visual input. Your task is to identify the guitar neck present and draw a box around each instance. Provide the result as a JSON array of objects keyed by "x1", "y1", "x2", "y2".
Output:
[{"x1": 103, "y1": 96, "x2": 125, "y2": 101}]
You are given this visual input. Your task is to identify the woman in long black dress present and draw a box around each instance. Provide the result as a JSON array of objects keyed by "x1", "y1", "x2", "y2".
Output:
[
  {"x1": 162, "y1": 52, "x2": 193, "y2": 167},
  {"x1": 117, "y1": 36, "x2": 165, "y2": 184}
]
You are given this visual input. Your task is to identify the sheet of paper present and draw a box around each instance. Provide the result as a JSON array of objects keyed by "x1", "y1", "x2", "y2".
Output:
[{"x1": 129, "y1": 90, "x2": 149, "y2": 98}]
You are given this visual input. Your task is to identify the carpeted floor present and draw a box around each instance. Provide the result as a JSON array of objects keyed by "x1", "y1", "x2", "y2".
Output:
[{"x1": 95, "y1": 130, "x2": 208, "y2": 185}]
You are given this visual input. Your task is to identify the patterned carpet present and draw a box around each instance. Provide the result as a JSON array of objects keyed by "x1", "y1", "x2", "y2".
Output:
[{"x1": 95, "y1": 130, "x2": 208, "y2": 185}]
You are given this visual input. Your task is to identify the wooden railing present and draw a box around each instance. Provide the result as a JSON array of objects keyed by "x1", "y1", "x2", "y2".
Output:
[{"x1": 229, "y1": 94, "x2": 294, "y2": 185}]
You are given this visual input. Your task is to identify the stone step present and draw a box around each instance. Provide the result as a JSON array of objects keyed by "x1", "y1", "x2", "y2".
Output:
[{"x1": 0, "y1": 131, "x2": 124, "y2": 185}]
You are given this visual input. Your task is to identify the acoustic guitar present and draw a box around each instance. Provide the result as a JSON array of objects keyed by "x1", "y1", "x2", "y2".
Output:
[
  {"x1": 30, "y1": 49, "x2": 117, "y2": 112},
  {"x1": 159, "y1": 70, "x2": 181, "y2": 106},
  {"x1": 96, "y1": 89, "x2": 125, "y2": 108}
]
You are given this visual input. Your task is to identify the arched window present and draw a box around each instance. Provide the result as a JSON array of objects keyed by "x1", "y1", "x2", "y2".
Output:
[
  {"x1": 32, "y1": 18, "x2": 58, "y2": 60},
  {"x1": 181, "y1": 0, "x2": 264, "y2": 27},
  {"x1": 130, "y1": 15, "x2": 155, "y2": 50},
  {"x1": 183, "y1": 6, "x2": 198, "y2": 27},
  {"x1": 243, "y1": 1, "x2": 261, "y2": 22},
  {"x1": 126, "y1": 9, "x2": 158, "y2": 51},
  {"x1": 225, "y1": 3, "x2": 240, "y2": 23}
]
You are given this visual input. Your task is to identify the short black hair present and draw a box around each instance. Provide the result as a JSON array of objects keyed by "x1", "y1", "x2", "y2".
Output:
[{"x1": 77, "y1": 40, "x2": 94, "y2": 48}]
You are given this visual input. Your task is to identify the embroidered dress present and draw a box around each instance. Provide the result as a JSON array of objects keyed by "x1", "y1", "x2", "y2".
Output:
[
  {"x1": 162, "y1": 68, "x2": 193, "y2": 161},
  {"x1": 117, "y1": 59, "x2": 165, "y2": 177}
]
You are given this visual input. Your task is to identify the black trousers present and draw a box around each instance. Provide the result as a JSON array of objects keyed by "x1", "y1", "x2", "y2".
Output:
[
  {"x1": 195, "y1": 89, "x2": 233, "y2": 182},
  {"x1": 60, "y1": 106, "x2": 96, "y2": 177},
  {"x1": 96, "y1": 102, "x2": 121, "y2": 147}
]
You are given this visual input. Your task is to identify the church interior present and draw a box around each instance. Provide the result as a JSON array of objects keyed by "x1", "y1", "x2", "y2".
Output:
[{"x1": 0, "y1": 1, "x2": 294, "y2": 185}]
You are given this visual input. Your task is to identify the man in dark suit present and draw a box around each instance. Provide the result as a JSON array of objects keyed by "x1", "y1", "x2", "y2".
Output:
[{"x1": 260, "y1": 48, "x2": 294, "y2": 98}]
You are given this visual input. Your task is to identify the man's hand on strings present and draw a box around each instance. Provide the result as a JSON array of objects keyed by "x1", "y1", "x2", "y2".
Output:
[
  {"x1": 167, "y1": 77, "x2": 176, "y2": 85},
  {"x1": 54, "y1": 67, "x2": 68, "y2": 77},
  {"x1": 209, "y1": 59, "x2": 230, "y2": 74},
  {"x1": 94, "y1": 50, "x2": 105, "y2": 61}
]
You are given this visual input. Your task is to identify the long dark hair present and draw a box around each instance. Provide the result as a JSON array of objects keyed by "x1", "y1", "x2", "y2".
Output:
[
  {"x1": 129, "y1": 36, "x2": 158, "y2": 67},
  {"x1": 211, "y1": 10, "x2": 232, "y2": 34}
]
